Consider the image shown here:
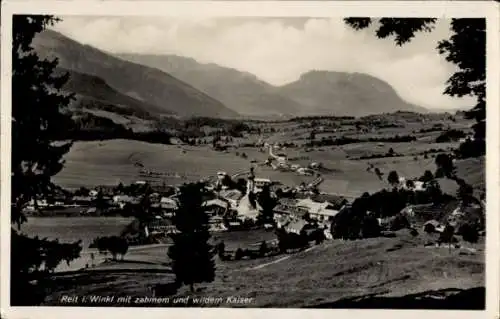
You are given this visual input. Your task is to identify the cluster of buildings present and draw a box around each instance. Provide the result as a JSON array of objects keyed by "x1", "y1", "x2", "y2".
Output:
[{"x1": 263, "y1": 142, "x2": 321, "y2": 176}]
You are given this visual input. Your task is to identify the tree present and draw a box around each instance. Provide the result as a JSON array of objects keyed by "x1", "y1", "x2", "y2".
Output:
[
  {"x1": 388, "y1": 148, "x2": 395, "y2": 157},
  {"x1": 459, "y1": 223, "x2": 479, "y2": 244},
  {"x1": 257, "y1": 185, "x2": 277, "y2": 225},
  {"x1": 361, "y1": 215, "x2": 381, "y2": 238},
  {"x1": 439, "y1": 224, "x2": 457, "y2": 253},
  {"x1": 11, "y1": 15, "x2": 82, "y2": 306},
  {"x1": 344, "y1": 18, "x2": 485, "y2": 157},
  {"x1": 435, "y1": 154, "x2": 456, "y2": 179},
  {"x1": 457, "y1": 181, "x2": 474, "y2": 206},
  {"x1": 94, "y1": 190, "x2": 107, "y2": 211},
  {"x1": 309, "y1": 130, "x2": 316, "y2": 141},
  {"x1": 387, "y1": 170, "x2": 400, "y2": 187},
  {"x1": 259, "y1": 240, "x2": 268, "y2": 257},
  {"x1": 105, "y1": 236, "x2": 129, "y2": 261},
  {"x1": 405, "y1": 179, "x2": 415, "y2": 190},
  {"x1": 216, "y1": 240, "x2": 226, "y2": 259},
  {"x1": 421, "y1": 170, "x2": 435, "y2": 184},
  {"x1": 168, "y1": 182, "x2": 215, "y2": 292}
]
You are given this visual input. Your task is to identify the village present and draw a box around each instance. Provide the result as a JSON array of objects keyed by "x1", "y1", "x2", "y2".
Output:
[{"x1": 24, "y1": 138, "x2": 485, "y2": 264}]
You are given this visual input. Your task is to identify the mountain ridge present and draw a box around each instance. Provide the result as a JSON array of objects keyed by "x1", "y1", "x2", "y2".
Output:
[
  {"x1": 116, "y1": 53, "x2": 304, "y2": 117},
  {"x1": 116, "y1": 53, "x2": 429, "y2": 118},
  {"x1": 32, "y1": 30, "x2": 239, "y2": 119}
]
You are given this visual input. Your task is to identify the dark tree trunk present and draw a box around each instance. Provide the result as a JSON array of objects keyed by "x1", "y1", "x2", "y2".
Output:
[{"x1": 190, "y1": 283, "x2": 194, "y2": 293}]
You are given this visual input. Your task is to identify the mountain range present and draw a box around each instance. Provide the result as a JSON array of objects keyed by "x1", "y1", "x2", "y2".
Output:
[
  {"x1": 33, "y1": 29, "x2": 429, "y2": 125},
  {"x1": 117, "y1": 53, "x2": 428, "y2": 118}
]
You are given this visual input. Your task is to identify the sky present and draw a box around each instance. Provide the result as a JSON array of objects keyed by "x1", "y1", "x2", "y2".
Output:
[{"x1": 51, "y1": 16, "x2": 476, "y2": 110}]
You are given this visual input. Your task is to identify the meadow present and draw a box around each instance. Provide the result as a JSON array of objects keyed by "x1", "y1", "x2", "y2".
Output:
[
  {"x1": 42, "y1": 229, "x2": 485, "y2": 308},
  {"x1": 53, "y1": 137, "x2": 483, "y2": 199}
]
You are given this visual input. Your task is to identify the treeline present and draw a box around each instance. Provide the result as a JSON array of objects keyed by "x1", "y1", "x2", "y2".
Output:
[
  {"x1": 75, "y1": 97, "x2": 157, "y2": 121},
  {"x1": 289, "y1": 115, "x2": 355, "y2": 122},
  {"x1": 436, "y1": 129, "x2": 466, "y2": 143},
  {"x1": 306, "y1": 134, "x2": 417, "y2": 147}
]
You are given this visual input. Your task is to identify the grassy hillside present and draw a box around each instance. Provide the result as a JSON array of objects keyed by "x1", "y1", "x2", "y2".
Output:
[
  {"x1": 116, "y1": 54, "x2": 304, "y2": 117},
  {"x1": 53, "y1": 140, "x2": 254, "y2": 189},
  {"x1": 42, "y1": 230, "x2": 484, "y2": 308},
  {"x1": 58, "y1": 67, "x2": 169, "y2": 120},
  {"x1": 278, "y1": 70, "x2": 429, "y2": 117},
  {"x1": 33, "y1": 30, "x2": 238, "y2": 118}
]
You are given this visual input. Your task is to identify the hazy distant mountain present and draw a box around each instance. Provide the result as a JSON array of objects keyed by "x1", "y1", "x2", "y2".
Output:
[
  {"x1": 116, "y1": 54, "x2": 304, "y2": 117},
  {"x1": 117, "y1": 54, "x2": 428, "y2": 118},
  {"x1": 32, "y1": 30, "x2": 238, "y2": 118},
  {"x1": 277, "y1": 70, "x2": 429, "y2": 117}
]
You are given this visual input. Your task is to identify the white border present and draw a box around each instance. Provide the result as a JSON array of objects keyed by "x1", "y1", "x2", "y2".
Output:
[{"x1": 1, "y1": 1, "x2": 499, "y2": 319}]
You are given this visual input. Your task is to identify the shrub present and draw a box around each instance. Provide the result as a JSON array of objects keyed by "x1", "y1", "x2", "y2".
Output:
[
  {"x1": 234, "y1": 248, "x2": 244, "y2": 260},
  {"x1": 389, "y1": 214, "x2": 410, "y2": 231},
  {"x1": 361, "y1": 215, "x2": 381, "y2": 238},
  {"x1": 459, "y1": 223, "x2": 479, "y2": 243},
  {"x1": 259, "y1": 241, "x2": 268, "y2": 256},
  {"x1": 424, "y1": 223, "x2": 436, "y2": 234},
  {"x1": 435, "y1": 129, "x2": 466, "y2": 143}
]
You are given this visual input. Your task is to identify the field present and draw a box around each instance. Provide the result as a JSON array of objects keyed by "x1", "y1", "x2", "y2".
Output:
[
  {"x1": 54, "y1": 138, "x2": 483, "y2": 199},
  {"x1": 53, "y1": 140, "x2": 253, "y2": 189},
  {"x1": 42, "y1": 229, "x2": 485, "y2": 308}
]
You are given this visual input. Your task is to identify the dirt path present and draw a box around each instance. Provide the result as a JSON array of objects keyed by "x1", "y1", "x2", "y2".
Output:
[{"x1": 245, "y1": 246, "x2": 318, "y2": 271}]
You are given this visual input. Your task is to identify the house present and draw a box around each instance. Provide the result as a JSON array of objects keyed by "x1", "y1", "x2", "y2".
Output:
[
  {"x1": 273, "y1": 199, "x2": 309, "y2": 219},
  {"x1": 203, "y1": 198, "x2": 229, "y2": 216},
  {"x1": 446, "y1": 203, "x2": 483, "y2": 228},
  {"x1": 219, "y1": 189, "x2": 243, "y2": 208},
  {"x1": 423, "y1": 220, "x2": 443, "y2": 233},
  {"x1": 296, "y1": 198, "x2": 339, "y2": 221},
  {"x1": 28, "y1": 199, "x2": 49, "y2": 208},
  {"x1": 310, "y1": 162, "x2": 321, "y2": 169},
  {"x1": 146, "y1": 219, "x2": 178, "y2": 236},
  {"x1": 297, "y1": 168, "x2": 314, "y2": 176},
  {"x1": 254, "y1": 178, "x2": 272, "y2": 192},
  {"x1": 113, "y1": 195, "x2": 134, "y2": 203},
  {"x1": 294, "y1": 194, "x2": 348, "y2": 221},
  {"x1": 285, "y1": 219, "x2": 308, "y2": 234},
  {"x1": 401, "y1": 200, "x2": 459, "y2": 226},
  {"x1": 159, "y1": 197, "x2": 178, "y2": 211},
  {"x1": 72, "y1": 196, "x2": 93, "y2": 206}
]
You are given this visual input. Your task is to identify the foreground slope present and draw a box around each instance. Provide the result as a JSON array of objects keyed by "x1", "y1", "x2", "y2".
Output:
[
  {"x1": 32, "y1": 30, "x2": 238, "y2": 118},
  {"x1": 43, "y1": 230, "x2": 484, "y2": 308}
]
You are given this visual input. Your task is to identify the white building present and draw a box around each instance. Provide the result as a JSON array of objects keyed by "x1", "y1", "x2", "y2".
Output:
[
  {"x1": 160, "y1": 197, "x2": 178, "y2": 210},
  {"x1": 254, "y1": 178, "x2": 272, "y2": 191},
  {"x1": 295, "y1": 198, "x2": 342, "y2": 221}
]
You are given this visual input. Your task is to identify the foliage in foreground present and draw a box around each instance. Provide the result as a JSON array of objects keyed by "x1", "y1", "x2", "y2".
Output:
[
  {"x1": 344, "y1": 18, "x2": 485, "y2": 158},
  {"x1": 168, "y1": 182, "x2": 215, "y2": 292},
  {"x1": 11, "y1": 15, "x2": 82, "y2": 305}
]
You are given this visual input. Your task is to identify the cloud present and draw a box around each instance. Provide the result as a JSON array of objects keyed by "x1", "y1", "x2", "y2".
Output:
[{"x1": 52, "y1": 16, "x2": 475, "y2": 110}]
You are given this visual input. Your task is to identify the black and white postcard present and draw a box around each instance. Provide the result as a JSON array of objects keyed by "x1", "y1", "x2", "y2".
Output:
[{"x1": 1, "y1": 1, "x2": 499, "y2": 319}]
